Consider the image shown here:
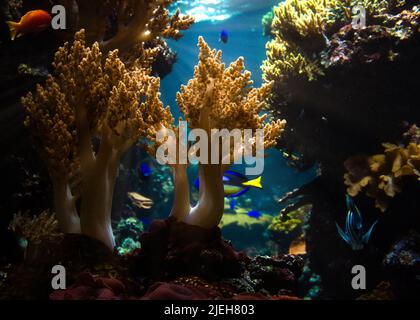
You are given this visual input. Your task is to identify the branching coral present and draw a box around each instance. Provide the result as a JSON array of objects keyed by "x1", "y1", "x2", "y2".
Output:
[
  {"x1": 22, "y1": 30, "x2": 173, "y2": 248},
  {"x1": 8, "y1": 211, "x2": 59, "y2": 245},
  {"x1": 166, "y1": 37, "x2": 286, "y2": 229},
  {"x1": 57, "y1": 0, "x2": 194, "y2": 54},
  {"x1": 262, "y1": 0, "x2": 330, "y2": 83},
  {"x1": 344, "y1": 142, "x2": 420, "y2": 212},
  {"x1": 263, "y1": 0, "x2": 409, "y2": 83}
]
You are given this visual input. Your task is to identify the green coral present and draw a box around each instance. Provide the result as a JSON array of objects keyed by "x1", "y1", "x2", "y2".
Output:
[
  {"x1": 268, "y1": 204, "x2": 312, "y2": 236},
  {"x1": 114, "y1": 216, "x2": 144, "y2": 255},
  {"x1": 262, "y1": 9, "x2": 275, "y2": 37}
]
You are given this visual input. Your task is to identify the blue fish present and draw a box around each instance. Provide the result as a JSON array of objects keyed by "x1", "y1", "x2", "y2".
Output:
[
  {"x1": 229, "y1": 199, "x2": 236, "y2": 210},
  {"x1": 220, "y1": 29, "x2": 228, "y2": 43},
  {"x1": 247, "y1": 210, "x2": 262, "y2": 219},
  {"x1": 140, "y1": 162, "x2": 152, "y2": 177},
  {"x1": 140, "y1": 217, "x2": 151, "y2": 226},
  {"x1": 194, "y1": 170, "x2": 262, "y2": 198},
  {"x1": 336, "y1": 195, "x2": 378, "y2": 251}
]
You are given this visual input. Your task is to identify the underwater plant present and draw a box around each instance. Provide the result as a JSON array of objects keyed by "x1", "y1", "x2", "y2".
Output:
[
  {"x1": 56, "y1": 0, "x2": 194, "y2": 53},
  {"x1": 165, "y1": 37, "x2": 286, "y2": 229},
  {"x1": 22, "y1": 30, "x2": 173, "y2": 248},
  {"x1": 8, "y1": 210, "x2": 59, "y2": 246},
  {"x1": 344, "y1": 142, "x2": 420, "y2": 212}
]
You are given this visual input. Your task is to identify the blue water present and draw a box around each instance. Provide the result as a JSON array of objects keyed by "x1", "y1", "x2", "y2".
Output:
[{"x1": 160, "y1": 5, "x2": 316, "y2": 215}]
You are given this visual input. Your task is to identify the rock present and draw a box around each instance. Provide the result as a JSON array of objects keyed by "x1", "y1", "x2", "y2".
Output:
[{"x1": 383, "y1": 230, "x2": 420, "y2": 299}]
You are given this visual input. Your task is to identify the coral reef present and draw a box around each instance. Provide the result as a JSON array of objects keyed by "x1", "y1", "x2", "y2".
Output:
[
  {"x1": 8, "y1": 210, "x2": 59, "y2": 246},
  {"x1": 22, "y1": 31, "x2": 173, "y2": 248},
  {"x1": 344, "y1": 142, "x2": 420, "y2": 211},
  {"x1": 262, "y1": 1, "x2": 420, "y2": 298},
  {"x1": 168, "y1": 37, "x2": 285, "y2": 229},
  {"x1": 113, "y1": 213, "x2": 144, "y2": 255},
  {"x1": 55, "y1": 0, "x2": 194, "y2": 54},
  {"x1": 383, "y1": 230, "x2": 420, "y2": 299},
  {"x1": 269, "y1": 204, "x2": 311, "y2": 236},
  {"x1": 264, "y1": 1, "x2": 420, "y2": 171}
]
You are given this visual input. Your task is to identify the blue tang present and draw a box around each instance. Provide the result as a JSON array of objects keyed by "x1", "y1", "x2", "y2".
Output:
[
  {"x1": 195, "y1": 170, "x2": 263, "y2": 198},
  {"x1": 220, "y1": 29, "x2": 228, "y2": 43}
]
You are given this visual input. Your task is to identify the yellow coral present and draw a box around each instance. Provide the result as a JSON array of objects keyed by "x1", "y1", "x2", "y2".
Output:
[
  {"x1": 22, "y1": 30, "x2": 173, "y2": 248},
  {"x1": 344, "y1": 142, "x2": 420, "y2": 212},
  {"x1": 220, "y1": 212, "x2": 273, "y2": 229},
  {"x1": 177, "y1": 37, "x2": 286, "y2": 150},
  {"x1": 62, "y1": 0, "x2": 194, "y2": 53},
  {"x1": 169, "y1": 37, "x2": 286, "y2": 229},
  {"x1": 263, "y1": 0, "x2": 408, "y2": 83},
  {"x1": 9, "y1": 211, "x2": 59, "y2": 245}
]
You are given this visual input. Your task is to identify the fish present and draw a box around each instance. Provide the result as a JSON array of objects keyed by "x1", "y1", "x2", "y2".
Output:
[
  {"x1": 247, "y1": 210, "x2": 262, "y2": 219},
  {"x1": 194, "y1": 170, "x2": 263, "y2": 198},
  {"x1": 219, "y1": 29, "x2": 229, "y2": 44},
  {"x1": 140, "y1": 162, "x2": 152, "y2": 177},
  {"x1": 229, "y1": 199, "x2": 236, "y2": 210},
  {"x1": 7, "y1": 10, "x2": 52, "y2": 41},
  {"x1": 336, "y1": 195, "x2": 378, "y2": 251},
  {"x1": 128, "y1": 192, "x2": 154, "y2": 210}
]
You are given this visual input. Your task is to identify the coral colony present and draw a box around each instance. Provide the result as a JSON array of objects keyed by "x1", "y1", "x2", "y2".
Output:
[{"x1": 0, "y1": 0, "x2": 420, "y2": 302}]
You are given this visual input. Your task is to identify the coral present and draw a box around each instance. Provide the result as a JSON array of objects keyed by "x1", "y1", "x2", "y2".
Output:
[
  {"x1": 220, "y1": 212, "x2": 272, "y2": 229},
  {"x1": 262, "y1": 0, "x2": 409, "y2": 84},
  {"x1": 246, "y1": 255, "x2": 304, "y2": 295},
  {"x1": 114, "y1": 215, "x2": 144, "y2": 255},
  {"x1": 262, "y1": 0, "x2": 420, "y2": 180},
  {"x1": 262, "y1": 0, "x2": 332, "y2": 83},
  {"x1": 8, "y1": 211, "x2": 59, "y2": 245},
  {"x1": 262, "y1": 9, "x2": 274, "y2": 37},
  {"x1": 344, "y1": 142, "x2": 420, "y2": 212},
  {"x1": 269, "y1": 204, "x2": 312, "y2": 236},
  {"x1": 168, "y1": 37, "x2": 285, "y2": 229},
  {"x1": 22, "y1": 31, "x2": 173, "y2": 248},
  {"x1": 382, "y1": 230, "x2": 420, "y2": 298},
  {"x1": 57, "y1": 0, "x2": 194, "y2": 54}
]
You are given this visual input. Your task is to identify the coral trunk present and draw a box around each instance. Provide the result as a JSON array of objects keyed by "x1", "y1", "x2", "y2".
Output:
[
  {"x1": 52, "y1": 179, "x2": 81, "y2": 234},
  {"x1": 80, "y1": 140, "x2": 119, "y2": 249}
]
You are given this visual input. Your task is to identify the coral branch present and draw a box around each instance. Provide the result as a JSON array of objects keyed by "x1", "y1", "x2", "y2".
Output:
[
  {"x1": 22, "y1": 31, "x2": 173, "y2": 248},
  {"x1": 170, "y1": 37, "x2": 286, "y2": 229}
]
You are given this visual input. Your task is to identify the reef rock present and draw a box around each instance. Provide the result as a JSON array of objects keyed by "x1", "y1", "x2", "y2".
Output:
[
  {"x1": 383, "y1": 230, "x2": 420, "y2": 299},
  {"x1": 135, "y1": 217, "x2": 241, "y2": 280}
]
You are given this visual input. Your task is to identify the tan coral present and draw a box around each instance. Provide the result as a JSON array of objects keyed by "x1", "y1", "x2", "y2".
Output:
[
  {"x1": 168, "y1": 37, "x2": 286, "y2": 229},
  {"x1": 9, "y1": 211, "x2": 59, "y2": 245},
  {"x1": 57, "y1": 0, "x2": 194, "y2": 54},
  {"x1": 22, "y1": 31, "x2": 173, "y2": 248},
  {"x1": 344, "y1": 142, "x2": 420, "y2": 212}
]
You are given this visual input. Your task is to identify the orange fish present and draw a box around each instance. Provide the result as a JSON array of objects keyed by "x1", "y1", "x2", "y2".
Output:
[{"x1": 6, "y1": 10, "x2": 52, "y2": 40}]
